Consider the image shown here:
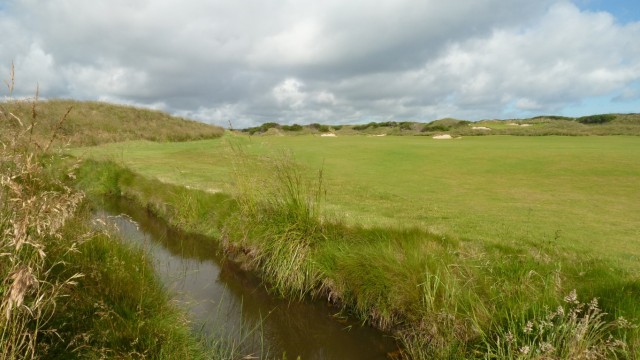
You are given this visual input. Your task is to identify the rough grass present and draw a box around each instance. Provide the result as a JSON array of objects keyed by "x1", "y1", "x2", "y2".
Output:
[
  {"x1": 40, "y1": 209, "x2": 209, "y2": 359},
  {"x1": 0, "y1": 99, "x2": 224, "y2": 147},
  {"x1": 1, "y1": 88, "x2": 212, "y2": 358}
]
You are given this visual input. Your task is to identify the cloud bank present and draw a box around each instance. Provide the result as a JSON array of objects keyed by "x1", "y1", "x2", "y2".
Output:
[{"x1": 1, "y1": 0, "x2": 639, "y2": 127}]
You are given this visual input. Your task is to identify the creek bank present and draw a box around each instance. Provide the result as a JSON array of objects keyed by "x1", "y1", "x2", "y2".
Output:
[
  {"x1": 95, "y1": 196, "x2": 399, "y2": 359},
  {"x1": 76, "y1": 159, "x2": 640, "y2": 359},
  {"x1": 77, "y1": 159, "x2": 485, "y2": 358}
]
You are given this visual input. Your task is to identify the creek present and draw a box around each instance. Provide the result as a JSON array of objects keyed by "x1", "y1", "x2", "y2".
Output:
[{"x1": 95, "y1": 197, "x2": 399, "y2": 359}]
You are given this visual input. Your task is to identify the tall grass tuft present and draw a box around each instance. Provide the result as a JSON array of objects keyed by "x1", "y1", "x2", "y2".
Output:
[
  {"x1": 226, "y1": 147, "x2": 325, "y2": 299},
  {"x1": 0, "y1": 67, "x2": 83, "y2": 359}
]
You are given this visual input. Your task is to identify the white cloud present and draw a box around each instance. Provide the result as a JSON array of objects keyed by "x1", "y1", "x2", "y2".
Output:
[
  {"x1": 516, "y1": 98, "x2": 543, "y2": 111},
  {"x1": 62, "y1": 63, "x2": 149, "y2": 98},
  {"x1": 272, "y1": 78, "x2": 307, "y2": 109},
  {"x1": 1, "y1": 0, "x2": 639, "y2": 126},
  {"x1": 175, "y1": 103, "x2": 269, "y2": 129},
  {"x1": 313, "y1": 91, "x2": 337, "y2": 105}
]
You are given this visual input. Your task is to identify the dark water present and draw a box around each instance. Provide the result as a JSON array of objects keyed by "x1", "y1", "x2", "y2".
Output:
[{"x1": 95, "y1": 198, "x2": 399, "y2": 359}]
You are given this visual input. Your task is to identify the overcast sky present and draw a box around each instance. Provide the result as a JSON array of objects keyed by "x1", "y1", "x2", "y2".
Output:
[{"x1": 1, "y1": 0, "x2": 639, "y2": 127}]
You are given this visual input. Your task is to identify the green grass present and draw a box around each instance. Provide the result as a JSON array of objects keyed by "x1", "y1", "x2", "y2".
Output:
[
  {"x1": 1, "y1": 99, "x2": 224, "y2": 147},
  {"x1": 74, "y1": 133, "x2": 640, "y2": 358},
  {"x1": 43, "y1": 209, "x2": 211, "y2": 359},
  {"x1": 75, "y1": 134, "x2": 640, "y2": 273},
  {"x1": 1, "y1": 92, "x2": 218, "y2": 358}
]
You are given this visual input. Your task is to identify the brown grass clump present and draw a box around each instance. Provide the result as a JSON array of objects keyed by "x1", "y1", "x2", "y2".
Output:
[{"x1": 1, "y1": 67, "x2": 83, "y2": 359}]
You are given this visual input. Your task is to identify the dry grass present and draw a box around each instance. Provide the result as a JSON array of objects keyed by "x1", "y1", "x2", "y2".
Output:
[
  {"x1": 0, "y1": 98, "x2": 224, "y2": 147},
  {"x1": 1, "y1": 67, "x2": 210, "y2": 359},
  {"x1": 1, "y1": 69, "x2": 84, "y2": 359}
]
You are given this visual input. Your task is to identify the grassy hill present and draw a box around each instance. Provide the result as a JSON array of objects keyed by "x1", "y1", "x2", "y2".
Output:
[{"x1": 0, "y1": 99, "x2": 224, "y2": 146}]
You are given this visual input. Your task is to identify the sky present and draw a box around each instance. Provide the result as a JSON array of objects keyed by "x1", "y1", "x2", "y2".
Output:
[{"x1": 1, "y1": 0, "x2": 639, "y2": 127}]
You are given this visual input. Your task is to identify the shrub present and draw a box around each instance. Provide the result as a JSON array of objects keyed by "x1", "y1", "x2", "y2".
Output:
[
  {"x1": 577, "y1": 114, "x2": 616, "y2": 124},
  {"x1": 352, "y1": 124, "x2": 370, "y2": 131},
  {"x1": 421, "y1": 124, "x2": 450, "y2": 132},
  {"x1": 309, "y1": 123, "x2": 330, "y2": 132},
  {"x1": 532, "y1": 115, "x2": 575, "y2": 121},
  {"x1": 399, "y1": 122, "x2": 414, "y2": 130},
  {"x1": 243, "y1": 122, "x2": 281, "y2": 134},
  {"x1": 260, "y1": 122, "x2": 281, "y2": 131},
  {"x1": 282, "y1": 124, "x2": 303, "y2": 131}
]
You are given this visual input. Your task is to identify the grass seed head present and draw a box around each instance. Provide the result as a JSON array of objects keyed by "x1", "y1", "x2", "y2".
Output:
[{"x1": 4, "y1": 265, "x2": 37, "y2": 319}]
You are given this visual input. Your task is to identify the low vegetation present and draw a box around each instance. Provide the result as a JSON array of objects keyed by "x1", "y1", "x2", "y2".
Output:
[
  {"x1": 576, "y1": 114, "x2": 616, "y2": 124},
  {"x1": 1, "y1": 88, "x2": 213, "y2": 358},
  {"x1": 238, "y1": 113, "x2": 640, "y2": 136},
  {"x1": 420, "y1": 118, "x2": 471, "y2": 132},
  {"x1": 243, "y1": 121, "x2": 338, "y2": 135},
  {"x1": 0, "y1": 99, "x2": 224, "y2": 147},
  {"x1": 75, "y1": 141, "x2": 640, "y2": 358}
]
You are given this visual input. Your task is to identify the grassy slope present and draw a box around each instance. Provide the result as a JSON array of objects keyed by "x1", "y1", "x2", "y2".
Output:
[
  {"x1": 76, "y1": 135, "x2": 640, "y2": 273},
  {"x1": 1, "y1": 99, "x2": 224, "y2": 146}
]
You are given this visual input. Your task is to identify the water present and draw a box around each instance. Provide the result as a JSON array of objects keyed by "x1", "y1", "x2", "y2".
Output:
[{"x1": 95, "y1": 198, "x2": 399, "y2": 359}]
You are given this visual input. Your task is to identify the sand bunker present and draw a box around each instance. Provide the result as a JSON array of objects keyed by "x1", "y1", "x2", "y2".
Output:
[
  {"x1": 472, "y1": 126, "x2": 491, "y2": 131},
  {"x1": 432, "y1": 134, "x2": 453, "y2": 140},
  {"x1": 320, "y1": 133, "x2": 337, "y2": 137}
]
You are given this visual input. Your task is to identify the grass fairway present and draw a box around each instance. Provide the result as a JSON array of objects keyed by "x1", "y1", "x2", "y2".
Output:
[{"x1": 77, "y1": 134, "x2": 640, "y2": 272}]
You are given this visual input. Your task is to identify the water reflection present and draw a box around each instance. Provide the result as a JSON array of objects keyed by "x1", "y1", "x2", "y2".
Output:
[{"x1": 95, "y1": 197, "x2": 398, "y2": 359}]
